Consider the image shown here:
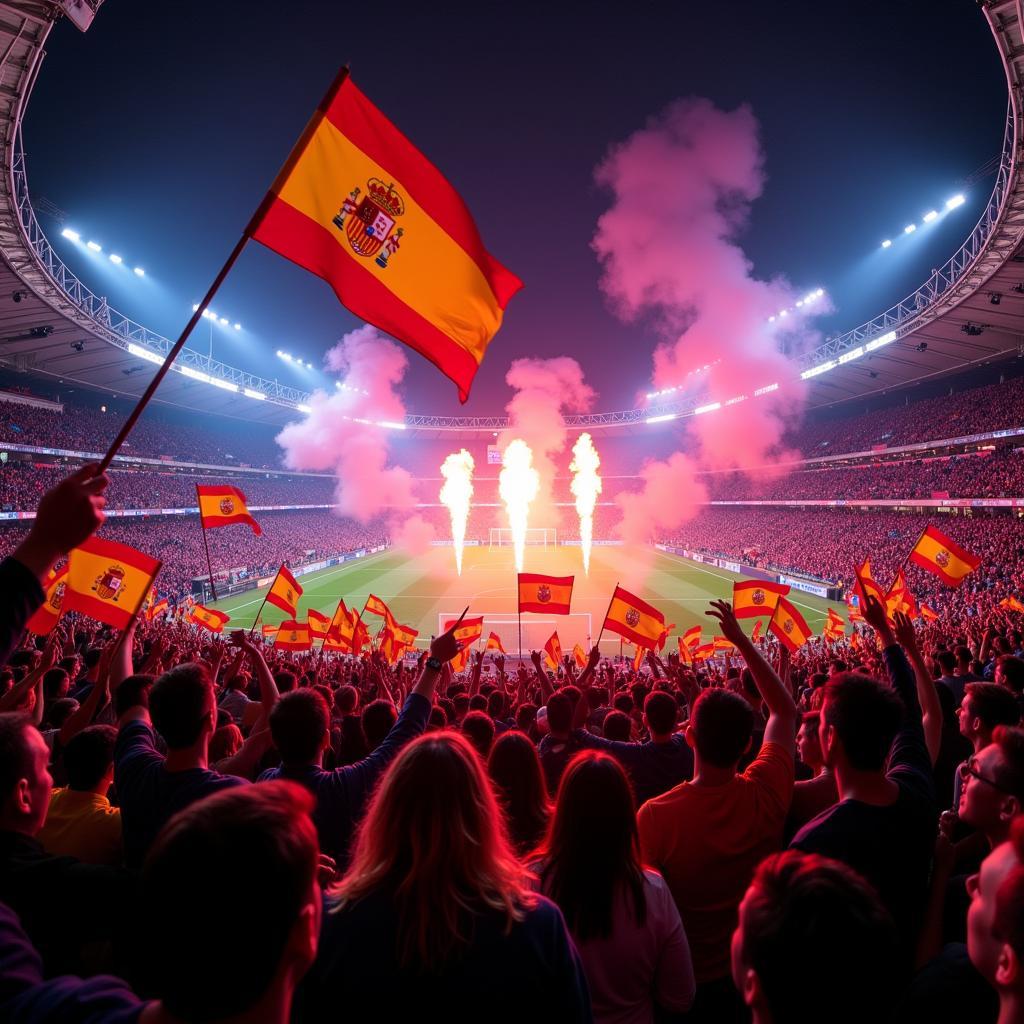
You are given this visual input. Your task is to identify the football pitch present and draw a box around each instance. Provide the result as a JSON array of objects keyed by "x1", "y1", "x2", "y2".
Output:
[{"x1": 211, "y1": 544, "x2": 849, "y2": 654}]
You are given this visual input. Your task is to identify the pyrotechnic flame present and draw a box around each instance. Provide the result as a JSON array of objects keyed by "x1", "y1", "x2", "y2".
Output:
[
  {"x1": 570, "y1": 432, "x2": 602, "y2": 575},
  {"x1": 498, "y1": 439, "x2": 540, "y2": 572},
  {"x1": 440, "y1": 449, "x2": 475, "y2": 575}
]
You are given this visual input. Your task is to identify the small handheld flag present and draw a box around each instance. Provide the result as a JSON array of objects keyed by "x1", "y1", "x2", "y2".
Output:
[
  {"x1": 26, "y1": 566, "x2": 69, "y2": 636},
  {"x1": 196, "y1": 485, "x2": 261, "y2": 535},
  {"x1": 63, "y1": 537, "x2": 161, "y2": 630},
  {"x1": 602, "y1": 585, "x2": 666, "y2": 649},
  {"x1": 266, "y1": 566, "x2": 303, "y2": 618},
  {"x1": 189, "y1": 605, "x2": 231, "y2": 634},
  {"x1": 732, "y1": 580, "x2": 789, "y2": 619},
  {"x1": 769, "y1": 597, "x2": 812, "y2": 653},
  {"x1": 543, "y1": 631, "x2": 563, "y2": 671},
  {"x1": 908, "y1": 525, "x2": 980, "y2": 588},
  {"x1": 518, "y1": 573, "x2": 574, "y2": 615}
]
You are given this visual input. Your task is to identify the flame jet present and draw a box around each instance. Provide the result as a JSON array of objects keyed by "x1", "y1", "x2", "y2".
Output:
[
  {"x1": 498, "y1": 439, "x2": 539, "y2": 572},
  {"x1": 570, "y1": 432, "x2": 602, "y2": 574},
  {"x1": 440, "y1": 449, "x2": 475, "y2": 575}
]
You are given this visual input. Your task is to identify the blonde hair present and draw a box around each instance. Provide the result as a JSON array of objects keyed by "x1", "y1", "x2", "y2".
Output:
[{"x1": 330, "y1": 730, "x2": 535, "y2": 968}]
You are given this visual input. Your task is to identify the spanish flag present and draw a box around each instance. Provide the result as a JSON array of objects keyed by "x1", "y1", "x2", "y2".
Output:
[
  {"x1": 573, "y1": 643, "x2": 587, "y2": 670},
  {"x1": 323, "y1": 634, "x2": 351, "y2": 653},
  {"x1": 266, "y1": 565, "x2": 303, "y2": 618},
  {"x1": 308, "y1": 608, "x2": 331, "y2": 639},
  {"x1": 274, "y1": 621, "x2": 312, "y2": 651},
  {"x1": 327, "y1": 600, "x2": 353, "y2": 643},
  {"x1": 732, "y1": 580, "x2": 789, "y2": 619},
  {"x1": 444, "y1": 614, "x2": 484, "y2": 672},
  {"x1": 658, "y1": 623, "x2": 676, "y2": 653},
  {"x1": 486, "y1": 631, "x2": 506, "y2": 653},
  {"x1": 189, "y1": 605, "x2": 231, "y2": 634},
  {"x1": 26, "y1": 565, "x2": 69, "y2": 636},
  {"x1": 603, "y1": 585, "x2": 666, "y2": 649},
  {"x1": 518, "y1": 573, "x2": 574, "y2": 615},
  {"x1": 389, "y1": 622, "x2": 419, "y2": 657},
  {"x1": 1000, "y1": 597, "x2": 1024, "y2": 612},
  {"x1": 262, "y1": 623, "x2": 279, "y2": 639},
  {"x1": 196, "y1": 485, "x2": 261, "y2": 535},
  {"x1": 247, "y1": 71, "x2": 521, "y2": 402},
  {"x1": 63, "y1": 537, "x2": 161, "y2": 630},
  {"x1": 713, "y1": 637, "x2": 735, "y2": 653},
  {"x1": 543, "y1": 631, "x2": 563, "y2": 671},
  {"x1": 693, "y1": 642, "x2": 714, "y2": 662},
  {"x1": 909, "y1": 525, "x2": 981, "y2": 588},
  {"x1": 677, "y1": 635, "x2": 691, "y2": 662},
  {"x1": 769, "y1": 597, "x2": 812, "y2": 653},
  {"x1": 824, "y1": 609, "x2": 845, "y2": 640},
  {"x1": 147, "y1": 597, "x2": 169, "y2": 623},
  {"x1": 364, "y1": 593, "x2": 397, "y2": 629},
  {"x1": 919, "y1": 603, "x2": 939, "y2": 621},
  {"x1": 885, "y1": 569, "x2": 917, "y2": 619},
  {"x1": 682, "y1": 625, "x2": 701, "y2": 652},
  {"x1": 632, "y1": 646, "x2": 645, "y2": 673},
  {"x1": 853, "y1": 560, "x2": 886, "y2": 613},
  {"x1": 352, "y1": 614, "x2": 371, "y2": 656}
]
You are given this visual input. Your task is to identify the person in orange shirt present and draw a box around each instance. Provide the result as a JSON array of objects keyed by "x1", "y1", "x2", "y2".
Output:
[
  {"x1": 38, "y1": 724, "x2": 122, "y2": 866},
  {"x1": 637, "y1": 599, "x2": 797, "y2": 1023}
]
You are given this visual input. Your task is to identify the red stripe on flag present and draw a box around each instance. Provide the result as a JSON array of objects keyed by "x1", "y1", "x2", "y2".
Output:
[{"x1": 252, "y1": 198, "x2": 483, "y2": 401}]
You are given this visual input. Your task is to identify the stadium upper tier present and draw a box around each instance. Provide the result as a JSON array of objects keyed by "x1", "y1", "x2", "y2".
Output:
[{"x1": 1, "y1": 3, "x2": 1024, "y2": 428}]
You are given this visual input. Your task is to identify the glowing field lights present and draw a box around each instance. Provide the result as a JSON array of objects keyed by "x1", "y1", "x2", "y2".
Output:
[
  {"x1": 694, "y1": 402, "x2": 721, "y2": 415},
  {"x1": 133, "y1": 267, "x2": 145, "y2": 277},
  {"x1": 645, "y1": 413, "x2": 677, "y2": 424},
  {"x1": 499, "y1": 440, "x2": 540, "y2": 573},
  {"x1": 86, "y1": 240, "x2": 101, "y2": 252},
  {"x1": 881, "y1": 239, "x2": 892, "y2": 249},
  {"x1": 109, "y1": 253, "x2": 122, "y2": 265},
  {"x1": 233, "y1": 323, "x2": 241, "y2": 330},
  {"x1": 946, "y1": 194, "x2": 965, "y2": 210},
  {"x1": 219, "y1": 317, "x2": 228, "y2": 325},
  {"x1": 297, "y1": 403, "x2": 312, "y2": 413},
  {"x1": 923, "y1": 210, "x2": 939, "y2": 223},
  {"x1": 61, "y1": 228, "x2": 80, "y2": 242},
  {"x1": 904, "y1": 224, "x2": 916, "y2": 234},
  {"x1": 243, "y1": 388, "x2": 266, "y2": 400},
  {"x1": 440, "y1": 449, "x2": 475, "y2": 575}
]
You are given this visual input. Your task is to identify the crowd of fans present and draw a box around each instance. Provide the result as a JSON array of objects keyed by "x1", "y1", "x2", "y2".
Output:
[{"x1": 1, "y1": 466, "x2": 1024, "y2": 1022}]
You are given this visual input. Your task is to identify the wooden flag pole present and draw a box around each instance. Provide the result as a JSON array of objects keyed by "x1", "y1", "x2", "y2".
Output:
[
  {"x1": 247, "y1": 566, "x2": 282, "y2": 637},
  {"x1": 196, "y1": 486, "x2": 218, "y2": 603}
]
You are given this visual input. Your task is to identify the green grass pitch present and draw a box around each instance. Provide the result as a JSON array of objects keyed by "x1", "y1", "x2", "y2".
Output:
[{"x1": 210, "y1": 544, "x2": 850, "y2": 655}]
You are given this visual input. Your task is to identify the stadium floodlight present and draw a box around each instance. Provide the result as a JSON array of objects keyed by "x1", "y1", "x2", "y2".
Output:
[
  {"x1": 754, "y1": 382, "x2": 779, "y2": 396},
  {"x1": 795, "y1": 301, "x2": 803, "y2": 308},
  {"x1": 946, "y1": 194, "x2": 965, "y2": 210},
  {"x1": 109, "y1": 254, "x2": 122, "y2": 265},
  {"x1": 865, "y1": 330, "x2": 897, "y2": 352},
  {"x1": 779, "y1": 310, "x2": 787, "y2": 318},
  {"x1": 127, "y1": 342, "x2": 164, "y2": 365},
  {"x1": 815, "y1": 288, "x2": 824, "y2": 297},
  {"x1": 904, "y1": 224, "x2": 916, "y2": 234},
  {"x1": 218, "y1": 317, "x2": 228, "y2": 325},
  {"x1": 768, "y1": 315, "x2": 776, "y2": 322},
  {"x1": 233, "y1": 322, "x2": 241, "y2": 330},
  {"x1": 378, "y1": 420, "x2": 407, "y2": 430},
  {"x1": 645, "y1": 413, "x2": 677, "y2": 424},
  {"x1": 180, "y1": 366, "x2": 211, "y2": 384},
  {"x1": 694, "y1": 402, "x2": 721, "y2": 415},
  {"x1": 133, "y1": 267, "x2": 145, "y2": 277},
  {"x1": 881, "y1": 239, "x2": 892, "y2": 249},
  {"x1": 297, "y1": 403, "x2": 312, "y2": 413},
  {"x1": 243, "y1": 388, "x2": 266, "y2": 400},
  {"x1": 61, "y1": 228, "x2": 80, "y2": 242},
  {"x1": 86, "y1": 240, "x2": 102, "y2": 252},
  {"x1": 923, "y1": 210, "x2": 939, "y2": 223},
  {"x1": 209, "y1": 377, "x2": 238, "y2": 393}
]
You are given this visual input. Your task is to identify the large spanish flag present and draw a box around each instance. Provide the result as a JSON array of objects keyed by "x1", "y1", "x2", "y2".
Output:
[
  {"x1": 327, "y1": 600, "x2": 353, "y2": 642},
  {"x1": 518, "y1": 573, "x2": 574, "y2": 615},
  {"x1": 266, "y1": 565, "x2": 302, "y2": 618},
  {"x1": 196, "y1": 485, "x2": 261, "y2": 535},
  {"x1": 909, "y1": 525, "x2": 981, "y2": 587},
  {"x1": 189, "y1": 605, "x2": 231, "y2": 634},
  {"x1": 247, "y1": 71, "x2": 522, "y2": 402},
  {"x1": 26, "y1": 565, "x2": 69, "y2": 636},
  {"x1": 733, "y1": 580, "x2": 789, "y2": 619},
  {"x1": 307, "y1": 608, "x2": 331, "y2": 639},
  {"x1": 275, "y1": 621, "x2": 312, "y2": 651},
  {"x1": 147, "y1": 597, "x2": 169, "y2": 623},
  {"x1": 769, "y1": 597, "x2": 812, "y2": 653},
  {"x1": 63, "y1": 537, "x2": 161, "y2": 630},
  {"x1": 543, "y1": 631, "x2": 563, "y2": 671},
  {"x1": 602, "y1": 585, "x2": 666, "y2": 649}
]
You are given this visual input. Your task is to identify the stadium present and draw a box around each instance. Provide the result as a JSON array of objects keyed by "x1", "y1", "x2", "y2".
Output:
[{"x1": 1, "y1": 2, "x2": 1024, "y2": 1022}]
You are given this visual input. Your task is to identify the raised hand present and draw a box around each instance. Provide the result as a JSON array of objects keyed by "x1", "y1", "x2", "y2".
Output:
[
  {"x1": 430, "y1": 608, "x2": 468, "y2": 664},
  {"x1": 705, "y1": 600, "x2": 746, "y2": 647}
]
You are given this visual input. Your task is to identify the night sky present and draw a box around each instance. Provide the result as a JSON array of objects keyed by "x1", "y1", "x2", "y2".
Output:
[{"x1": 23, "y1": 0, "x2": 1005, "y2": 415}]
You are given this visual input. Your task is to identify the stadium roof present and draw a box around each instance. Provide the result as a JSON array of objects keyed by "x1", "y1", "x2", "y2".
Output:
[{"x1": 0, "y1": 1, "x2": 1023, "y2": 435}]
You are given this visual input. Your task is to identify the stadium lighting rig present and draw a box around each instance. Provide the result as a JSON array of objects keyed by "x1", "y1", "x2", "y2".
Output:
[
  {"x1": 62, "y1": 227, "x2": 145, "y2": 277},
  {"x1": 193, "y1": 304, "x2": 242, "y2": 331},
  {"x1": 879, "y1": 193, "x2": 966, "y2": 250},
  {"x1": 276, "y1": 350, "x2": 316, "y2": 369}
]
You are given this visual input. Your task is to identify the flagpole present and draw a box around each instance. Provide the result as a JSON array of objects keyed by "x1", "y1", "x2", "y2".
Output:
[
  {"x1": 517, "y1": 570, "x2": 523, "y2": 662},
  {"x1": 196, "y1": 486, "x2": 218, "y2": 603},
  {"x1": 96, "y1": 68, "x2": 353, "y2": 474},
  {"x1": 247, "y1": 566, "x2": 282, "y2": 637}
]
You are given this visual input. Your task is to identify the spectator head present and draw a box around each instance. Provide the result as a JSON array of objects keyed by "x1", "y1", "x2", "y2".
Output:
[
  {"x1": 114, "y1": 673, "x2": 154, "y2": 719},
  {"x1": 797, "y1": 712, "x2": 824, "y2": 772},
  {"x1": 967, "y1": 816, "x2": 1024, "y2": 989},
  {"x1": 959, "y1": 727, "x2": 1024, "y2": 842},
  {"x1": 537, "y1": 751, "x2": 645, "y2": 943},
  {"x1": 487, "y1": 730, "x2": 550, "y2": 856},
  {"x1": 643, "y1": 691, "x2": 678, "y2": 738},
  {"x1": 515, "y1": 703, "x2": 537, "y2": 733},
  {"x1": 42, "y1": 667, "x2": 69, "y2": 701},
  {"x1": 461, "y1": 710, "x2": 495, "y2": 759},
  {"x1": 361, "y1": 699, "x2": 396, "y2": 752},
  {"x1": 274, "y1": 671, "x2": 297, "y2": 695},
  {"x1": 0, "y1": 713, "x2": 52, "y2": 836},
  {"x1": 149, "y1": 663, "x2": 217, "y2": 752},
  {"x1": 209, "y1": 724, "x2": 243, "y2": 763},
  {"x1": 331, "y1": 731, "x2": 533, "y2": 969},
  {"x1": 960, "y1": 683, "x2": 1021, "y2": 746},
  {"x1": 731, "y1": 850, "x2": 898, "y2": 1024},
  {"x1": 956, "y1": 645, "x2": 974, "y2": 671},
  {"x1": 63, "y1": 724, "x2": 116, "y2": 793},
  {"x1": 587, "y1": 686, "x2": 609, "y2": 711},
  {"x1": 270, "y1": 690, "x2": 330, "y2": 767},
  {"x1": 142, "y1": 782, "x2": 320, "y2": 1023},
  {"x1": 936, "y1": 650, "x2": 957, "y2": 676},
  {"x1": 687, "y1": 688, "x2": 755, "y2": 769},
  {"x1": 427, "y1": 706, "x2": 448, "y2": 731},
  {"x1": 486, "y1": 690, "x2": 507, "y2": 721},
  {"x1": 44, "y1": 697, "x2": 78, "y2": 731},
  {"x1": 336, "y1": 685, "x2": 359, "y2": 714},
  {"x1": 613, "y1": 692, "x2": 634, "y2": 716},
  {"x1": 545, "y1": 692, "x2": 574, "y2": 737},
  {"x1": 820, "y1": 674, "x2": 903, "y2": 774},
  {"x1": 997, "y1": 657, "x2": 1024, "y2": 697},
  {"x1": 602, "y1": 710, "x2": 632, "y2": 742},
  {"x1": 468, "y1": 694, "x2": 487, "y2": 713}
]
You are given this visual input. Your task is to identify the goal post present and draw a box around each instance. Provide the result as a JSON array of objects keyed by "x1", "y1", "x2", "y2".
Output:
[{"x1": 488, "y1": 527, "x2": 557, "y2": 549}]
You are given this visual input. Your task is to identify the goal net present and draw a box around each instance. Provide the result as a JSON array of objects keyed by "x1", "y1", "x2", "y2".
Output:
[
  {"x1": 437, "y1": 611, "x2": 593, "y2": 659},
  {"x1": 488, "y1": 527, "x2": 557, "y2": 549}
]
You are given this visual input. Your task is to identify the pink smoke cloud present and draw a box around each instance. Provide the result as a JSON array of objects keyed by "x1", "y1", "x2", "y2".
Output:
[
  {"x1": 276, "y1": 325, "x2": 434, "y2": 549},
  {"x1": 615, "y1": 452, "x2": 708, "y2": 545},
  {"x1": 498, "y1": 357, "x2": 596, "y2": 529},
  {"x1": 593, "y1": 98, "x2": 820, "y2": 536}
]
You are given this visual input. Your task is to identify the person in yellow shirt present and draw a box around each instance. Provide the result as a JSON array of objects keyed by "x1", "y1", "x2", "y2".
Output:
[{"x1": 39, "y1": 724, "x2": 121, "y2": 866}]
